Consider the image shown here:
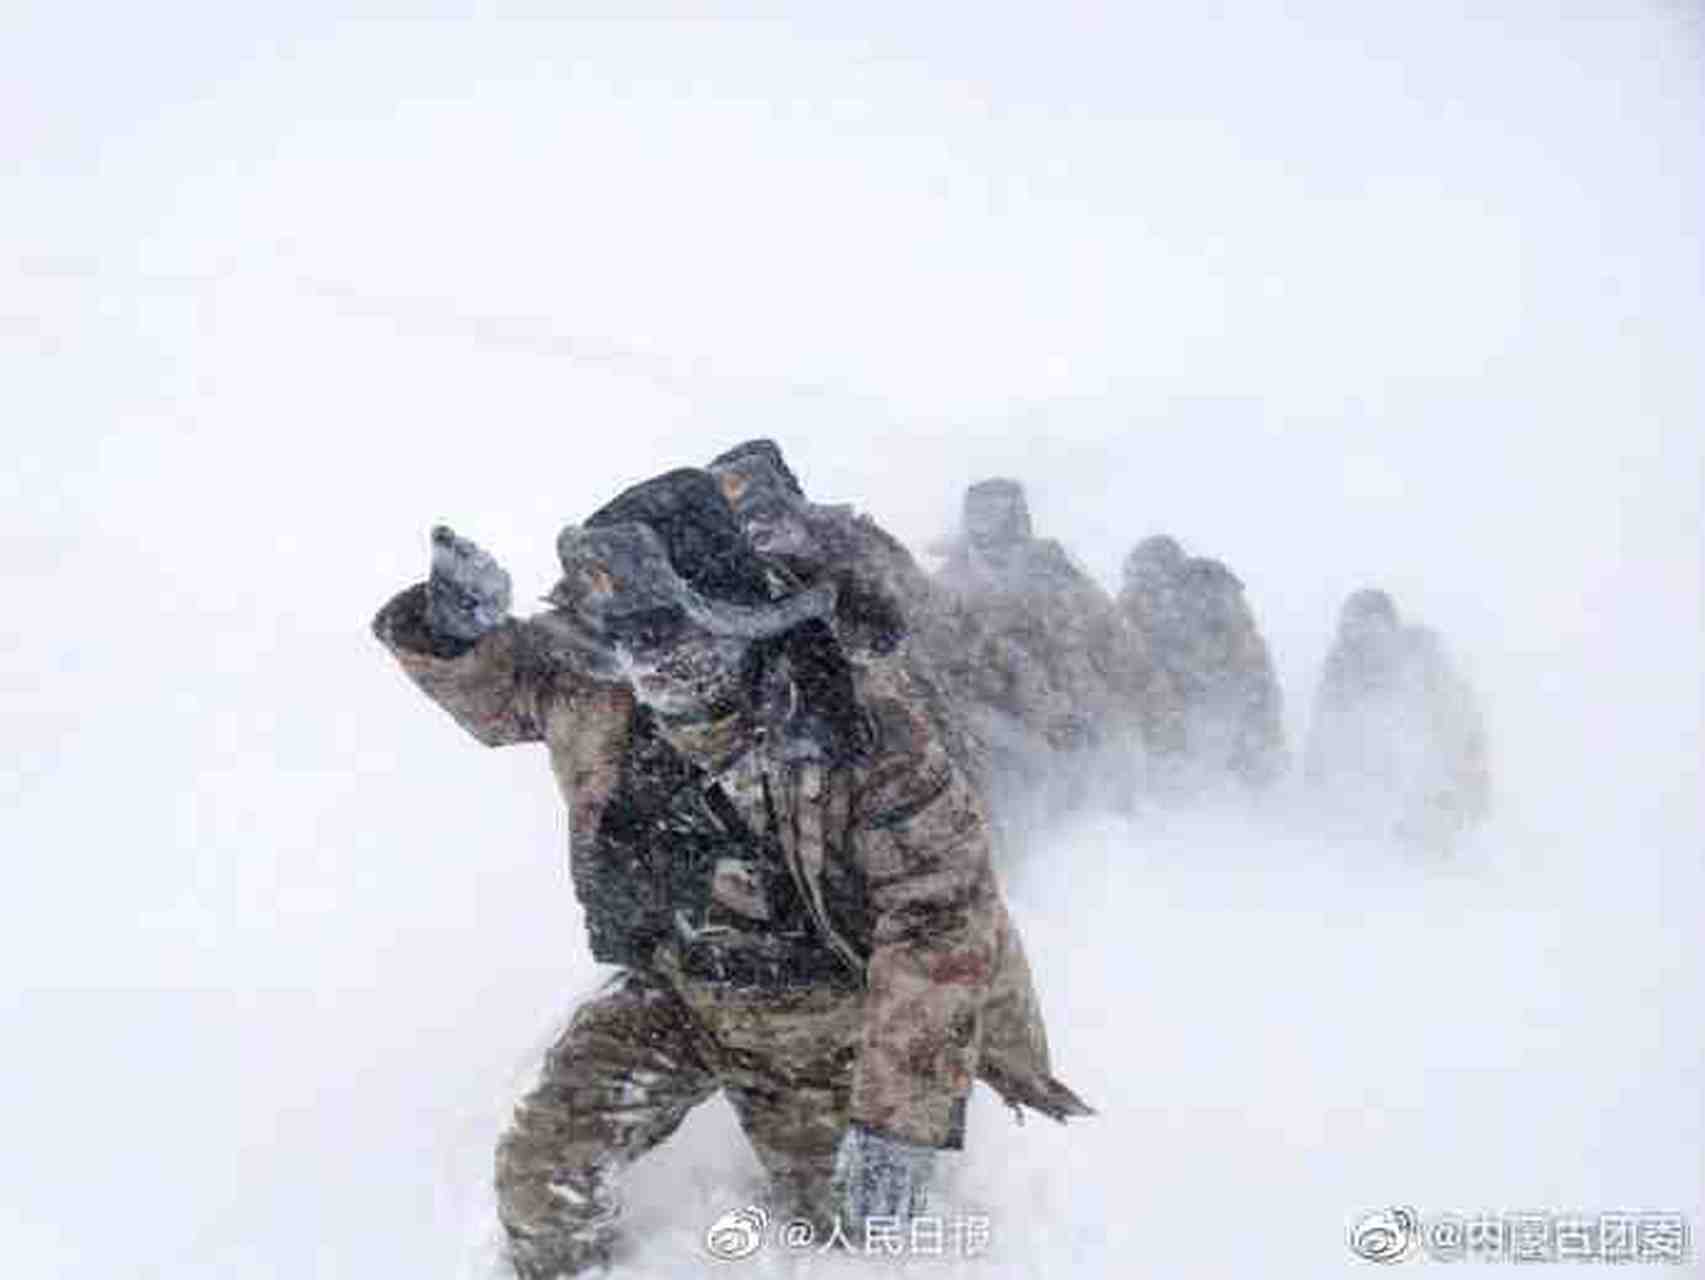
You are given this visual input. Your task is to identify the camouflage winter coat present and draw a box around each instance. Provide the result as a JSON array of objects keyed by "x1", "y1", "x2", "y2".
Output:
[{"x1": 373, "y1": 583, "x2": 1089, "y2": 1149}]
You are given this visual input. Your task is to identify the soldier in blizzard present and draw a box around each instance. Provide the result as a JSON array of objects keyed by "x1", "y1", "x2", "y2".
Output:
[
  {"x1": 930, "y1": 478, "x2": 1175, "y2": 838},
  {"x1": 1304, "y1": 588, "x2": 1490, "y2": 849},
  {"x1": 1118, "y1": 536, "x2": 1288, "y2": 800},
  {"x1": 372, "y1": 469, "x2": 1089, "y2": 1278}
]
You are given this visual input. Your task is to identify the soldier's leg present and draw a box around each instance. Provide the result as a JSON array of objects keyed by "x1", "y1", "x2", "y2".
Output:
[
  {"x1": 495, "y1": 969, "x2": 719, "y2": 1278},
  {"x1": 711, "y1": 990, "x2": 864, "y2": 1231},
  {"x1": 724, "y1": 1073, "x2": 851, "y2": 1231}
]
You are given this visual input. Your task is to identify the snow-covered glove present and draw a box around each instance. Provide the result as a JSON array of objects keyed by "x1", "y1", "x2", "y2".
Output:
[
  {"x1": 425, "y1": 525, "x2": 512, "y2": 644},
  {"x1": 831, "y1": 1123, "x2": 936, "y2": 1228}
]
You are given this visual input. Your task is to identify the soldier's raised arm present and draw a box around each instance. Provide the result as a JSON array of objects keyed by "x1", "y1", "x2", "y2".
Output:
[{"x1": 371, "y1": 525, "x2": 546, "y2": 747}]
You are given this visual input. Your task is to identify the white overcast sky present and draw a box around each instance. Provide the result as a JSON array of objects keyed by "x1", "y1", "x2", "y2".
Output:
[
  {"x1": 8, "y1": 0, "x2": 1699, "y2": 797},
  {"x1": 6, "y1": 0, "x2": 1701, "y2": 1021}
]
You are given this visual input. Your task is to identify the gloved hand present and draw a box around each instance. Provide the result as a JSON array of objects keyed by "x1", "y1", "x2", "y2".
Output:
[
  {"x1": 426, "y1": 525, "x2": 512, "y2": 643},
  {"x1": 831, "y1": 1123, "x2": 936, "y2": 1230}
]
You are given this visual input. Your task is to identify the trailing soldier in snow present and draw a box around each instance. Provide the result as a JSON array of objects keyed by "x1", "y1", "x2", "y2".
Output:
[
  {"x1": 1303, "y1": 588, "x2": 1490, "y2": 850},
  {"x1": 1117, "y1": 535, "x2": 1288, "y2": 802},
  {"x1": 372, "y1": 468, "x2": 1090, "y2": 1278},
  {"x1": 928, "y1": 478, "x2": 1176, "y2": 843}
]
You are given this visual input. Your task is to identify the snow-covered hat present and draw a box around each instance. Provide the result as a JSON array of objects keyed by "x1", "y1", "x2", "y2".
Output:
[
  {"x1": 545, "y1": 521, "x2": 834, "y2": 661},
  {"x1": 1340, "y1": 587, "x2": 1398, "y2": 629},
  {"x1": 1123, "y1": 534, "x2": 1186, "y2": 587},
  {"x1": 707, "y1": 438, "x2": 805, "y2": 509}
]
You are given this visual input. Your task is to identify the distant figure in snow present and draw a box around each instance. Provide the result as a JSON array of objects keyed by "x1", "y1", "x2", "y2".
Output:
[
  {"x1": 928, "y1": 479, "x2": 1177, "y2": 845},
  {"x1": 1117, "y1": 535, "x2": 1288, "y2": 800},
  {"x1": 1304, "y1": 588, "x2": 1490, "y2": 850}
]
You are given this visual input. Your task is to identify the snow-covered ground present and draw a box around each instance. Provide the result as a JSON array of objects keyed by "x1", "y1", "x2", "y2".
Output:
[
  {"x1": 4, "y1": 5, "x2": 1700, "y2": 1276},
  {"x1": 8, "y1": 778, "x2": 1697, "y2": 1277},
  {"x1": 448, "y1": 801, "x2": 1703, "y2": 1279}
]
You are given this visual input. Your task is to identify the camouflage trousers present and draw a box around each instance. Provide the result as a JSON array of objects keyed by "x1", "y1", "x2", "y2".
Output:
[{"x1": 494, "y1": 953, "x2": 864, "y2": 1278}]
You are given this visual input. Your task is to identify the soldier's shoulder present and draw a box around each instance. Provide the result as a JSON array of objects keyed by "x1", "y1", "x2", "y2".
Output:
[
  {"x1": 1020, "y1": 543, "x2": 1120, "y2": 627},
  {"x1": 832, "y1": 509, "x2": 932, "y2": 590},
  {"x1": 1024, "y1": 538, "x2": 1080, "y2": 577},
  {"x1": 849, "y1": 651, "x2": 938, "y2": 742},
  {"x1": 847, "y1": 654, "x2": 963, "y2": 814},
  {"x1": 1026, "y1": 539, "x2": 1102, "y2": 590}
]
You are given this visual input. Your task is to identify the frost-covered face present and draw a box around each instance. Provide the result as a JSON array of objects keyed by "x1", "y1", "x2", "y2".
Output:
[
  {"x1": 614, "y1": 618, "x2": 756, "y2": 768},
  {"x1": 550, "y1": 521, "x2": 835, "y2": 764},
  {"x1": 609, "y1": 611, "x2": 753, "y2": 729}
]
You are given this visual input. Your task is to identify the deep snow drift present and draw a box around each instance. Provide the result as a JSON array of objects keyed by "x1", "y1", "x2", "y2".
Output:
[{"x1": 436, "y1": 801, "x2": 1702, "y2": 1279}]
